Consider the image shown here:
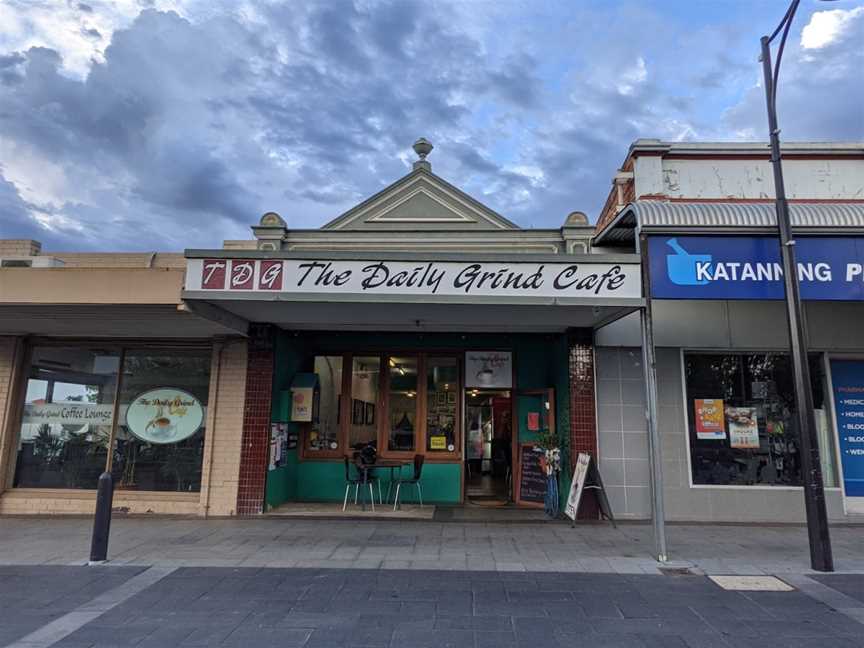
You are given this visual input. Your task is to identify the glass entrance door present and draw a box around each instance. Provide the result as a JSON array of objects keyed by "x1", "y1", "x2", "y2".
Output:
[{"x1": 464, "y1": 389, "x2": 512, "y2": 503}]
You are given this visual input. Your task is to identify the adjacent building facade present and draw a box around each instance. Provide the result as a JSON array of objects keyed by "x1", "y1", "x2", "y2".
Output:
[{"x1": 1, "y1": 139, "x2": 862, "y2": 522}]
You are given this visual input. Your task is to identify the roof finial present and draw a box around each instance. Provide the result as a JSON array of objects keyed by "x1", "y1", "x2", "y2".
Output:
[{"x1": 412, "y1": 137, "x2": 433, "y2": 170}]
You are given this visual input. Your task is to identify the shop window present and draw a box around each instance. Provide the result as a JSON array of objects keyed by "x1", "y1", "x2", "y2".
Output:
[
  {"x1": 308, "y1": 356, "x2": 342, "y2": 453},
  {"x1": 111, "y1": 349, "x2": 210, "y2": 492},
  {"x1": 349, "y1": 356, "x2": 380, "y2": 450},
  {"x1": 14, "y1": 347, "x2": 120, "y2": 489},
  {"x1": 387, "y1": 356, "x2": 418, "y2": 452},
  {"x1": 426, "y1": 357, "x2": 459, "y2": 452},
  {"x1": 685, "y1": 352, "x2": 838, "y2": 487}
]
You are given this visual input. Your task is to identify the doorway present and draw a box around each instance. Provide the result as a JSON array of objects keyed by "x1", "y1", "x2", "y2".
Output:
[{"x1": 464, "y1": 389, "x2": 512, "y2": 504}]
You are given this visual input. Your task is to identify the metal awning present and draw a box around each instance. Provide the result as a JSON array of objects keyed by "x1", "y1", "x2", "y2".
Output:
[{"x1": 594, "y1": 201, "x2": 864, "y2": 247}]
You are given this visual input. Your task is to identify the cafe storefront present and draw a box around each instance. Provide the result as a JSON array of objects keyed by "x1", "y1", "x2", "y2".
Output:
[{"x1": 181, "y1": 252, "x2": 642, "y2": 513}]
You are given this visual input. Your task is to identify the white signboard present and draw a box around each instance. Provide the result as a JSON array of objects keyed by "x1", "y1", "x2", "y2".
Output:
[
  {"x1": 465, "y1": 351, "x2": 512, "y2": 389},
  {"x1": 565, "y1": 453, "x2": 591, "y2": 521},
  {"x1": 22, "y1": 402, "x2": 115, "y2": 426},
  {"x1": 186, "y1": 258, "x2": 641, "y2": 300},
  {"x1": 125, "y1": 388, "x2": 204, "y2": 444},
  {"x1": 291, "y1": 387, "x2": 314, "y2": 422}
]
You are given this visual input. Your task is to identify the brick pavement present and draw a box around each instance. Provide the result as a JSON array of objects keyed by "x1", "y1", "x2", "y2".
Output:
[{"x1": 0, "y1": 566, "x2": 862, "y2": 648}]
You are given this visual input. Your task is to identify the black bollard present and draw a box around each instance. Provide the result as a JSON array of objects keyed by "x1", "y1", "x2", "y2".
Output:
[{"x1": 89, "y1": 472, "x2": 114, "y2": 563}]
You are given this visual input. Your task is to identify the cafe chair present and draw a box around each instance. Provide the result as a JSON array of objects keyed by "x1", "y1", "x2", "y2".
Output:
[
  {"x1": 343, "y1": 456, "x2": 376, "y2": 512},
  {"x1": 393, "y1": 454, "x2": 425, "y2": 511}
]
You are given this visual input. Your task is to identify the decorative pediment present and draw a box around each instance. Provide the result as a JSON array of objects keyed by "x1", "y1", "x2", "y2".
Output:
[{"x1": 322, "y1": 168, "x2": 518, "y2": 231}]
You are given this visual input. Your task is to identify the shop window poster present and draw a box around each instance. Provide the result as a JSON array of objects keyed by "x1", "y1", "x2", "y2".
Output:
[
  {"x1": 694, "y1": 399, "x2": 725, "y2": 440},
  {"x1": 726, "y1": 406, "x2": 760, "y2": 449}
]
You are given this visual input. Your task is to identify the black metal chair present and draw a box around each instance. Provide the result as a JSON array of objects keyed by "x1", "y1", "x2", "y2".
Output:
[
  {"x1": 393, "y1": 454, "x2": 424, "y2": 511},
  {"x1": 343, "y1": 456, "x2": 376, "y2": 512}
]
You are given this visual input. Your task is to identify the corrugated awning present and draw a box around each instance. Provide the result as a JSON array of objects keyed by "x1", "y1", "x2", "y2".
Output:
[{"x1": 594, "y1": 201, "x2": 864, "y2": 246}]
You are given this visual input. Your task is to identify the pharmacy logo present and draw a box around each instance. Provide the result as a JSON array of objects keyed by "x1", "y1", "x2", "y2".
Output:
[{"x1": 665, "y1": 238, "x2": 712, "y2": 286}]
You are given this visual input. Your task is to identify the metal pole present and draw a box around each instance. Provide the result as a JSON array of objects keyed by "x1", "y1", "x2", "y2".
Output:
[
  {"x1": 760, "y1": 35, "x2": 833, "y2": 572},
  {"x1": 89, "y1": 471, "x2": 114, "y2": 563},
  {"x1": 639, "y1": 232, "x2": 667, "y2": 563}
]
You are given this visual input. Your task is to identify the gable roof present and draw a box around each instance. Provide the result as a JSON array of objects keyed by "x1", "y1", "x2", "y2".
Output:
[{"x1": 321, "y1": 166, "x2": 519, "y2": 231}]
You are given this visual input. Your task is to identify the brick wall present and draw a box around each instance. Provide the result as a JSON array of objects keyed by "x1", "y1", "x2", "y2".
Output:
[
  {"x1": 236, "y1": 325, "x2": 275, "y2": 515},
  {"x1": 201, "y1": 339, "x2": 248, "y2": 516},
  {"x1": 0, "y1": 240, "x2": 41, "y2": 256},
  {"x1": 568, "y1": 329, "x2": 599, "y2": 519}
]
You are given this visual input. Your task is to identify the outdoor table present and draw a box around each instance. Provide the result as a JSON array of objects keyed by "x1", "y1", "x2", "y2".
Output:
[{"x1": 367, "y1": 460, "x2": 411, "y2": 505}]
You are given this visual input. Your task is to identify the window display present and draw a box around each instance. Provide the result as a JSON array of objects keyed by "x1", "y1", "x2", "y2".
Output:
[
  {"x1": 111, "y1": 349, "x2": 210, "y2": 492},
  {"x1": 308, "y1": 356, "x2": 342, "y2": 452},
  {"x1": 387, "y1": 356, "x2": 418, "y2": 452},
  {"x1": 349, "y1": 356, "x2": 379, "y2": 449},
  {"x1": 685, "y1": 352, "x2": 838, "y2": 487},
  {"x1": 14, "y1": 347, "x2": 119, "y2": 489},
  {"x1": 426, "y1": 357, "x2": 458, "y2": 452}
]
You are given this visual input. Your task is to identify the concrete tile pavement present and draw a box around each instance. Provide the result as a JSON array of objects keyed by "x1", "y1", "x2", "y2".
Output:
[
  {"x1": 2, "y1": 566, "x2": 862, "y2": 648},
  {"x1": 1, "y1": 516, "x2": 863, "y2": 576}
]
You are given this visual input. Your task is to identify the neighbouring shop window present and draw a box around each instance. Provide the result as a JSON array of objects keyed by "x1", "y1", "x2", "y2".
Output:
[
  {"x1": 685, "y1": 352, "x2": 838, "y2": 487},
  {"x1": 427, "y1": 357, "x2": 458, "y2": 452},
  {"x1": 14, "y1": 347, "x2": 120, "y2": 489},
  {"x1": 387, "y1": 356, "x2": 418, "y2": 451},
  {"x1": 309, "y1": 356, "x2": 342, "y2": 452},
  {"x1": 349, "y1": 356, "x2": 379, "y2": 450},
  {"x1": 111, "y1": 349, "x2": 210, "y2": 492}
]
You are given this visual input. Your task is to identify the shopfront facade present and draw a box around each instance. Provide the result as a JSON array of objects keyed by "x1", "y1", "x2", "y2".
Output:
[
  {"x1": 592, "y1": 140, "x2": 864, "y2": 522},
  {"x1": 1, "y1": 138, "x2": 863, "y2": 523}
]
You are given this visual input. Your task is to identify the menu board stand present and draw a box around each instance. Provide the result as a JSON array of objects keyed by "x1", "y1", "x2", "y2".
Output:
[{"x1": 564, "y1": 453, "x2": 615, "y2": 527}]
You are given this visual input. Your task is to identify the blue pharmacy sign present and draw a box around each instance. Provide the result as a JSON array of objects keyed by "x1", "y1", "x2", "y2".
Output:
[
  {"x1": 647, "y1": 236, "x2": 864, "y2": 300},
  {"x1": 830, "y1": 360, "x2": 864, "y2": 498}
]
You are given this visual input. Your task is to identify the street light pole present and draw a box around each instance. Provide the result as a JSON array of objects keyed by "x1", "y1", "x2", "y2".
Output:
[{"x1": 759, "y1": 1, "x2": 833, "y2": 572}]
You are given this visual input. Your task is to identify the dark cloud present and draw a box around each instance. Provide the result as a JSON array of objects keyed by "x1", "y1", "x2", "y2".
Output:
[{"x1": 0, "y1": 2, "x2": 861, "y2": 252}]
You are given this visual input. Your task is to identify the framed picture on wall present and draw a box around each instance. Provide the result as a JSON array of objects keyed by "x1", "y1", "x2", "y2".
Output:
[
  {"x1": 365, "y1": 402, "x2": 375, "y2": 425},
  {"x1": 352, "y1": 398, "x2": 364, "y2": 425}
]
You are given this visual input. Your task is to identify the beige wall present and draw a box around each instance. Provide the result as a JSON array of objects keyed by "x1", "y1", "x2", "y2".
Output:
[{"x1": 0, "y1": 338, "x2": 249, "y2": 517}]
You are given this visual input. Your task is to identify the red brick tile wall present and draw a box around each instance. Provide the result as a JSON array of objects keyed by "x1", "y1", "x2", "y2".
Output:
[
  {"x1": 236, "y1": 325, "x2": 275, "y2": 515},
  {"x1": 569, "y1": 329, "x2": 599, "y2": 519}
]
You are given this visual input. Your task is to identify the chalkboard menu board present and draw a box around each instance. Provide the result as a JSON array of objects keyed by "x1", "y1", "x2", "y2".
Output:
[{"x1": 517, "y1": 444, "x2": 546, "y2": 506}]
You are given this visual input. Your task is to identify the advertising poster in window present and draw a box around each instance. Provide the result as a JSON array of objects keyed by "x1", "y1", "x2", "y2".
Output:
[
  {"x1": 727, "y1": 406, "x2": 760, "y2": 449},
  {"x1": 829, "y1": 360, "x2": 864, "y2": 506},
  {"x1": 694, "y1": 399, "x2": 726, "y2": 440}
]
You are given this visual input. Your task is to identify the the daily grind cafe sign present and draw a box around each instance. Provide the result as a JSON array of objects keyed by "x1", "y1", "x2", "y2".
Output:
[{"x1": 185, "y1": 258, "x2": 641, "y2": 300}]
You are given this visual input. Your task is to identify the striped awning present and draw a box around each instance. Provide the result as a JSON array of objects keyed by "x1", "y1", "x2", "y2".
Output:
[{"x1": 594, "y1": 201, "x2": 864, "y2": 246}]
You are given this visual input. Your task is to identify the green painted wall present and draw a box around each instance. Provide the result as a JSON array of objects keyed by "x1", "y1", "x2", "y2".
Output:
[{"x1": 265, "y1": 330, "x2": 574, "y2": 508}]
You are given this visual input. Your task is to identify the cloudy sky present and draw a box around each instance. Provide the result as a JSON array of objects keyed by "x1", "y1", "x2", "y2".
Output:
[{"x1": 0, "y1": 0, "x2": 862, "y2": 251}]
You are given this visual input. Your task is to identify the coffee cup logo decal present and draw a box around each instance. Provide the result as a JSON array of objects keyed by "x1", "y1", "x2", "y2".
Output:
[
  {"x1": 666, "y1": 238, "x2": 712, "y2": 286},
  {"x1": 125, "y1": 388, "x2": 204, "y2": 444}
]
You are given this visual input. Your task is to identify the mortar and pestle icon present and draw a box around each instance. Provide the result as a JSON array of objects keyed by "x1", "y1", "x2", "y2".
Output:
[{"x1": 665, "y1": 238, "x2": 712, "y2": 286}]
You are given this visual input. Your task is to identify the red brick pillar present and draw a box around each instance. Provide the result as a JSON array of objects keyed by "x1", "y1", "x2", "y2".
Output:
[
  {"x1": 236, "y1": 324, "x2": 275, "y2": 515},
  {"x1": 568, "y1": 329, "x2": 599, "y2": 519}
]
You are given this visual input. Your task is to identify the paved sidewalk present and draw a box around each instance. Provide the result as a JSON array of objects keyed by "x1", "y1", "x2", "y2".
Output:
[
  {"x1": 1, "y1": 566, "x2": 863, "y2": 648},
  {"x1": 1, "y1": 517, "x2": 863, "y2": 575}
]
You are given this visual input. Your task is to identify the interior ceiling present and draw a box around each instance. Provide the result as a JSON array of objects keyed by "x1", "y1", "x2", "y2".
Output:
[{"x1": 209, "y1": 300, "x2": 637, "y2": 333}]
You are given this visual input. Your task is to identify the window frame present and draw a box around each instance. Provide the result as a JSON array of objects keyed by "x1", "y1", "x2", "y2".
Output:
[
  {"x1": 7, "y1": 339, "x2": 212, "y2": 493},
  {"x1": 681, "y1": 348, "x2": 841, "y2": 491},
  {"x1": 299, "y1": 350, "x2": 464, "y2": 463}
]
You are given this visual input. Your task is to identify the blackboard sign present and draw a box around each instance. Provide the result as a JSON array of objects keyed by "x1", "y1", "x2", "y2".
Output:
[{"x1": 517, "y1": 444, "x2": 546, "y2": 506}]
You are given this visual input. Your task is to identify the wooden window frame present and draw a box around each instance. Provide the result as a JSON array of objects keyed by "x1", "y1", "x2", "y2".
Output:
[
  {"x1": 299, "y1": 351, "x2": 464, "y2": 463},
  {"x1": 422, "y1": 354, "x2": 463, "y2": 461}
]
